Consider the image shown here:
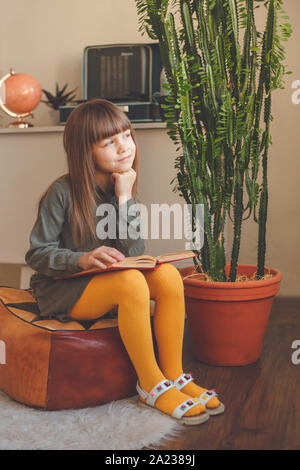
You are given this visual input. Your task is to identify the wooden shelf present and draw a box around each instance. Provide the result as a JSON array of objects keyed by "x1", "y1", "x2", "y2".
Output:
[{"x1": 0, "y1": 122, "x2": 167, "y2": 134}]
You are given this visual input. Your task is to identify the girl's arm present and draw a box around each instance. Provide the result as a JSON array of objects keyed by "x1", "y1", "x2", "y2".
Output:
[
  {"x1": 25, "y1": 181, "x2": 87, "y2": 278},
  {"x1": 115, "y1": 197, "x2": 145, "y2": 257},
  {"x1": 111, "y1": 168, "x2": 145, "y2": 257}
]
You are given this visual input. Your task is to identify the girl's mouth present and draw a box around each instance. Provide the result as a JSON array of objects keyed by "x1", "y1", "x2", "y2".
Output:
[{"x1": 118, "y1": 155, "x2": 131, "y2": 162}]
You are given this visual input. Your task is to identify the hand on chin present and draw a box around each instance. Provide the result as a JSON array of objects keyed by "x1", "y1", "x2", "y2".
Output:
[{"x1": 110, "y1": 168, "x2": 136, "y2": 201}]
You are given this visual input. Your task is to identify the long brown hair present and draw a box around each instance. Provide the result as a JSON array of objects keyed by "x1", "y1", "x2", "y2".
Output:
[{"x1": 40, "y1": 99, "x2": 139, "y2": 250}]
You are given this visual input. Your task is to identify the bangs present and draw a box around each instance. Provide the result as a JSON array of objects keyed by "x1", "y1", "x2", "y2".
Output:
[{"x1": 89, "y1": 101, "x2": 132, "y2": 143}]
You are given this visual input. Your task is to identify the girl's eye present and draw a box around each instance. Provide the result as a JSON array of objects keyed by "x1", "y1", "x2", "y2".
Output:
[{"x1": 102, "y1": 132, "x2": 130, "y2": 146}]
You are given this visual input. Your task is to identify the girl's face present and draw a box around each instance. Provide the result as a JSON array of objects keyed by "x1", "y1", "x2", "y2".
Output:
[{"x1": 92, "y1": 129, "x2": 136, "y2": 177}]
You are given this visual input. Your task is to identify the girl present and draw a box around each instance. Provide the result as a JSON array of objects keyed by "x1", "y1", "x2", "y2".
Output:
[{"x1": 25, "y1": 99, "x2": 224, "y2": 425}]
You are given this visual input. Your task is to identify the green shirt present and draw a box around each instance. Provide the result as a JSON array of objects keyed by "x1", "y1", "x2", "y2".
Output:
[{"x1": 25, "y1": 175, "x2": 145, "y2": 321}]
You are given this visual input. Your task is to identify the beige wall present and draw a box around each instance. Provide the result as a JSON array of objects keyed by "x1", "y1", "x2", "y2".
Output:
[
  {"x1": 231, "y1": 0, "x2": 300, "y2": 296},
  {"x1": 0, "y1": 0, "x2": 147, "y2": 126},
  {"x1": 0, "y1": 0, "x2": 299, "y2": 296}
]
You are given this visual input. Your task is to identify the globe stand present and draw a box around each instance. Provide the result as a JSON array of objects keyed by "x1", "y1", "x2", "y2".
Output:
[
  {"x1": 8, "y1": 116, "x2": 34, "y2": 129},
  {"x1": 0, "y1": 70, "x2": 41, "y2": 128}
]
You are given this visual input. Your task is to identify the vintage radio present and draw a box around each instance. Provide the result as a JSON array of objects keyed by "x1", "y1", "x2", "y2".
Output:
[{"x1": 59, "y1": 43, "x2": 164, "y2": 124}]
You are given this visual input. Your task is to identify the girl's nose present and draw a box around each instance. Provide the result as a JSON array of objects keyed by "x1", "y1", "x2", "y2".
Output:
[{"x1": 117, "y1": 140, "x2": 128, "y2": 153}]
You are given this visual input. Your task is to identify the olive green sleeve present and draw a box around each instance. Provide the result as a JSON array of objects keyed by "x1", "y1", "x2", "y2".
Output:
[{"x1": 25, "y1": 182, "x2": 86, "y2": 277}]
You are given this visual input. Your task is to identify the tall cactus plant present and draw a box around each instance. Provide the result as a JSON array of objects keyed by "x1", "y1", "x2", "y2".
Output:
[{"x1": 135, "y1": 0, "x2": 292, "y2": 281}]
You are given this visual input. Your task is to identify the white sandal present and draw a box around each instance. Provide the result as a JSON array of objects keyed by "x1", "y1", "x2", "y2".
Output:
[
  {"x1": 172, "y1": 373, "x2": 225, "y2": 415},
  {"x1": 136, "y1": 379, "x2": 210, "y2": 426}
]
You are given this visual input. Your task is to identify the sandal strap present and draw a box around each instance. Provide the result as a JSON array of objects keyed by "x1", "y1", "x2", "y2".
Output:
[
  {"x1": 136, "y1": 379, "x2": 175, "y2": 407},
  {"x1": 198, "y1": 389, "x2": 217, "y2": 406},
  {"x1": 172, "y1": 397, "x2": 201, "y2": 419},
  {"x1": 173, "y1": 372, "x2": 194, "y2": 390}
]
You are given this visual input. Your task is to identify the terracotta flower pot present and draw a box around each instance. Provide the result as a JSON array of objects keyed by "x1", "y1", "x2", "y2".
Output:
[{"x1": 180, "y1": 264, "x2": 282, "y2": 366}]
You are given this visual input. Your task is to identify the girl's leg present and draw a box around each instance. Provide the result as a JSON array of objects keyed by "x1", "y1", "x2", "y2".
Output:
[
  {"x1": 143, "y1": 263, "x2": 220, "y2": 409},
  {"x1": 69, "y1": 269, "x2": 206, "y2": 417}
]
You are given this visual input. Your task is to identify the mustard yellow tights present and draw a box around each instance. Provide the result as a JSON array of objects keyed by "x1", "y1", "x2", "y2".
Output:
[{"x1": 69, "y1": 263, "x2": 219, "y2": 417}]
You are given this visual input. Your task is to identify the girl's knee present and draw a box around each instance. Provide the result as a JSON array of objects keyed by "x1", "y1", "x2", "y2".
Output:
[
  {"x1": 118, "y1": 269, "x2": 150, "y2": 300},
  {"x1": 153, "y1": 263, "x2": 184, "y2": 295}
]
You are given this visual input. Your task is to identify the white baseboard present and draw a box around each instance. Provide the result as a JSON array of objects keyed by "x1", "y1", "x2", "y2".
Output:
[{"x1": 20, "y1": 265, "x2": 34, "y2": 289}]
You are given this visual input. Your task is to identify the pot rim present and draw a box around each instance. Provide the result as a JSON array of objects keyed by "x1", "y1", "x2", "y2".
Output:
[{"x1": 180, "y1": 264, "x2": 282, "y2": 290}]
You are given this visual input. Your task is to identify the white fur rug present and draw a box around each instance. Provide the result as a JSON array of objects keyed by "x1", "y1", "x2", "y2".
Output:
[{"x1": 0, "y1": 391, "x2": 182, "y2": 450}]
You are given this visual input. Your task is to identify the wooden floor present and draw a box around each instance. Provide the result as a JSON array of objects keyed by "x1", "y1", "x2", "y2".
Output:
[{"x1": 150, "y1": 297, "x2": 300, "y2": 450}]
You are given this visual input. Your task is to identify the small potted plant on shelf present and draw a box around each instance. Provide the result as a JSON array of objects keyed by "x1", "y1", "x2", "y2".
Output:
[
  {"x1": 136, "y1": 0, "x2": 292, "y2": 365},
  {"x1": 42, "y1": 83, "x2": 78, "y2": 124}
]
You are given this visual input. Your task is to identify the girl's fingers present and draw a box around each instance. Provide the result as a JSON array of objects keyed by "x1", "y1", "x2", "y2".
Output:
[
  {"x1": 94, "y1": 247, "x2": 125, "y2": 260},
  {"x1": 91, "y1": 259, "x2": 108, "y2": 270},
  {"x1": 107, "y1": 248, "x2": 125, "y2": 259},
  {"x1": 97, "y1": 253, "x2": 118, "y2": 265},
  {"x1": 96, "y1": 250, "x2": 124, "y2": 265},
  {"x1": 89, "y1": 248, "x2": 125, "y2": 271}
]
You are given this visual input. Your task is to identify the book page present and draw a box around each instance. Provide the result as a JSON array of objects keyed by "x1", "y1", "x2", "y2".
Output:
[
  {"x1": 156, "y1": 250, "x2": 196, "y2": 263},
  {"x1": 112, "y1": 255, "x2": 156, "y2": 267}
]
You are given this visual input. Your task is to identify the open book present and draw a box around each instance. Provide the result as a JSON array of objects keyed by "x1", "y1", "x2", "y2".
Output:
[{"x1": 54, "y1": 250, "x2": 196, "y2": 280}]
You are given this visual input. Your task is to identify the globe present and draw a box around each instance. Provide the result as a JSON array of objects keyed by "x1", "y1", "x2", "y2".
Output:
[{"x1": 0, "y1": 69, "x2": 42, "y2": 127}]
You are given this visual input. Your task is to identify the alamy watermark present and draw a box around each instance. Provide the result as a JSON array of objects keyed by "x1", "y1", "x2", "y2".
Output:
[
  {"x1": 291, "y1": 80, "x2": 300, "y2": 104},
  {"x1": 291, "y1": 340, "x2": 300, "y2": 365},
  {"x1": 96, "y1": 202, "x2": 204, "y2": 250},
  {"x1": 0, "y1": 340, "x2": 5, "y2": 365}
]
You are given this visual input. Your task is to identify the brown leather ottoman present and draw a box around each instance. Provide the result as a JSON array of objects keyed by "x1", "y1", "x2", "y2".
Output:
[{"x1": 0, "y1": 286, "x2": 151, "y2": 411}]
